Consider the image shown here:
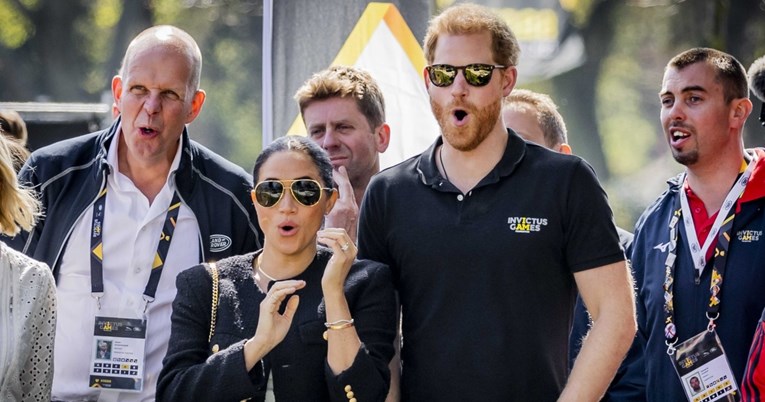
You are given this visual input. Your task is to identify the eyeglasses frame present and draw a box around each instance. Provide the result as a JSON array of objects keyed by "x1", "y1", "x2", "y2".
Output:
[
  {"x1": 252, "y1": 179, "x2": 334, "y2": 208},
  {"x1": 425, "y1": 63, "x2": 509, "y2": 87}
]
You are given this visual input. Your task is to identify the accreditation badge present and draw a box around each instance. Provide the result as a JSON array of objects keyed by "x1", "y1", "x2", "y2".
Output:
[
  {"x1": 671, "y1": 329, "x2": 740, "y2": 402},
  {"x1": 89, "y1": 315, "x2": 147, "y2": 392}
]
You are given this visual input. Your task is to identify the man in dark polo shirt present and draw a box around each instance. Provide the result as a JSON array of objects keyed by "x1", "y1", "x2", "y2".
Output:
[
  {"x1": 357, "y1": 3, "x2": 636, "y2": 401},
  {"x1": 502, "y1": 88, "x2": 642, "y2": 399}
]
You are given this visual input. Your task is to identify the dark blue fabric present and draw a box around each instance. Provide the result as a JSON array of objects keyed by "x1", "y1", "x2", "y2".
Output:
[{"x1": 614, "y1": 174, "x2": 765, "y2": 401}]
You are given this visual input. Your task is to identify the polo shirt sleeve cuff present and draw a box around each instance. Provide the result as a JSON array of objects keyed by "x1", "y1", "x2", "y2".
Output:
[{"x1": 569, "y1": 251, "x2": 626, "y2": 273}]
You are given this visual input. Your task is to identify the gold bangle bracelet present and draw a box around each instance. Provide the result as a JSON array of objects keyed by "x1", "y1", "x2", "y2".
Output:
[{"x1": 325, "y1": 319, "x2": 354, "y2": 330}]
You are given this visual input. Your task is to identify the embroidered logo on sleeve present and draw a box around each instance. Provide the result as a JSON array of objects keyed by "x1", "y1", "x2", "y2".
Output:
[
  {"x1": 210, "y1": 234, "x2": 232, "y2": 252},
  {"x1": 737, "y1": 230, "x2": 762, "y2": 242},
  {"x1": 653, "y1": 241, "x2": 671, "y2": 253},
  {"x1": 507, "y1": 217, "x2": 548, "y2": 233}
]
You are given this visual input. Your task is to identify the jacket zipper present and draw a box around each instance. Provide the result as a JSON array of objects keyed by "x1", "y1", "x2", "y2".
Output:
[
  {"x1": 172, "y1": 173, "x2": 206, "y2": 262},
  {"x1": 51, "y1": 173, "x2": 108, "y2": 272}
]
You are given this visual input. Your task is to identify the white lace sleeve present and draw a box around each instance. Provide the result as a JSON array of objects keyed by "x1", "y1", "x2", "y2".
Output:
[{"x1": 18, "y1": 259, "x2": 56, "y2": 402}]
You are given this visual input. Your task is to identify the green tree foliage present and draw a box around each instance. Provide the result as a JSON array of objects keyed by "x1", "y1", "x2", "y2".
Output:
[
  {"x1": 149, "y1": 0, "x2": 264, "y2": 169},
  {"x1": 0, "y1": 0, "x2": 262, "y2": 169},
  {"x1": 2, "y1": 0, "x2": 765, "y2": 197},
  {"x1": 0, "y1": 0, "x2": 35, "y2": 49},
  {"x1": 545, "y1": 0, "x2": 765, "y2": 228},
  {"x1": 0, "y1": 0, "x2": 94, "y2": 100}
]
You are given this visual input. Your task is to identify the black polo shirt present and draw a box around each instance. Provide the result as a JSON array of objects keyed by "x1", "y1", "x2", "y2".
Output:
[{"x1": 358, "y1": 129, "x2": 624, "y2": 402}]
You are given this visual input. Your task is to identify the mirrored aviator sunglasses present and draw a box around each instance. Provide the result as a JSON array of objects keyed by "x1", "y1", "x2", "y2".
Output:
[
  {"x1": 426, "y1": 63, "x2": 507, "y2": 87},
  {"x1": 253, "y1": 179, "x2": 332, "y2": 208}
]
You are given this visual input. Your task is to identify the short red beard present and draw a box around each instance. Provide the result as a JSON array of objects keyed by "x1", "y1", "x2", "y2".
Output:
[{"x1": 431, "y1": 97, "x2": 501, "y2": 151}]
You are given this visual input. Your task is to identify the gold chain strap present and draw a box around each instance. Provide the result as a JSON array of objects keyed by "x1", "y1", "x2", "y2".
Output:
[{"x1": 208, "y1": 262, "x2": 219, "y2": 342}]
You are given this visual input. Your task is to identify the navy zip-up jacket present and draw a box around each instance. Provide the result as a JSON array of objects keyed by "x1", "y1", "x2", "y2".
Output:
[
  {"x1": 3, "y1": 119, "x2": 263, "y2": 279},
  {"x1": 616, "y1": 153, "x2": 765, "y2": 401}
]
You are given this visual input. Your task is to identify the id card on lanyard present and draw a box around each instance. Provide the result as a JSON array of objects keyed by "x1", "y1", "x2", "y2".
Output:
[
  {"x1": 663, "y1": 157, "x2": 755, "y2": 402},
  {"x1": 672, "y1": 330, "x2": 739, "y2": 402},
  {"x1": 90, "y1": 316, "x2": 147, "y2": 392},
  {"x1": 88, "y1": 188, "x2": 181, "y2": 392}
]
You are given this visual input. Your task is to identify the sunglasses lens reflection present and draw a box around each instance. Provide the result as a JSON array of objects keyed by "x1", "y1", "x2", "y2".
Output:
[
  {"x1": 292, "y1": 180, "x2": 322, "y2": 206},
  {"x1": 429, "y1": 65, "x2": 457, "y2": 87},
  {"x1": 428, "y1": 64, "x2": 497, "y2": 87},
  {"x1": 465, "y1": 65, "x2": 494, "y2": 86},
  {"x1": 255, "y1": 180, "x2": 324, "y2": 207},
  {"x1": 255, "y1": 181, "x2": 284, "y2": 207}
]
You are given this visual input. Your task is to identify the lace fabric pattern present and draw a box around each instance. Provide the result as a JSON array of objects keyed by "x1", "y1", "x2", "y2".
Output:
[{"x1": 0, "y1": 242, "x2": 56, "y2": 402}]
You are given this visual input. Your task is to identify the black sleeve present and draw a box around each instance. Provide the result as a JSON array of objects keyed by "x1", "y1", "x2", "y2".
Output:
[
  {"x1": 564, "y1": 159, "x2": 625, "y2": 272},
  {"x1": 157, "y1": 265, "x2": 266, "y2": 402},
  {"x1": 357, "y1": 178, "x2": 395, "y2": 278},
  {"x1": 323, "y1": 262, "x2": 397, "y2": 402}
]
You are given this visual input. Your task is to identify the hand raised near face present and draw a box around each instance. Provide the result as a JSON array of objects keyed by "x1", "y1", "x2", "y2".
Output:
[
  {"x1": 317, "y1": 228, "x2": 356, "y2": 293},
  {"x1": 324, "y1": 166, "x2": 358, "y2": 243},
  {"x1": 251, "y1": 279, "x2": 306, "y2": 351}
]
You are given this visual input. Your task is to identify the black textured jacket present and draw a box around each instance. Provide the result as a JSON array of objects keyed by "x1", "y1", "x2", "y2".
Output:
[
  {"x1": 3, "y1": 119, "x2": 262, "y2": 278},
  {"x1": 157, "y1": 248, "x2": 397, "y2": 402}
]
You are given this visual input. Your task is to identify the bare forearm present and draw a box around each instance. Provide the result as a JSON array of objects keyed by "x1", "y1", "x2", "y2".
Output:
[
  {"x1": 324, "y1": 288, "x2": 361, "y2": 374},
  {"x1": 243, "y1": 337, "x2": 272, "y2": 371},
  {"x1": 560, "y1": 311, "x2": 636, "y2": 401},
  {"x1": 564, "y1": 261, "x2": 637, "y2": 401}
]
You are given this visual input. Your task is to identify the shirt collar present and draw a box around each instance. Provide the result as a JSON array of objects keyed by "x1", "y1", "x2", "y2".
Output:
[
  {"x1": 416, "y1": 128, "x2": 527, "y2": 188},
  {"x1": 681, "y1": 148, "x2": 765, "y2": 210},
  {"x1": 739, "y1": 148, "x2": 765, "y2": 205}
]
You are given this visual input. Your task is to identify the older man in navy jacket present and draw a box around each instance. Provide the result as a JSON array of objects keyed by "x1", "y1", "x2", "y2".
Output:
[{"x1": 4, "y1": 25, "x2": 262, "y2": 402}]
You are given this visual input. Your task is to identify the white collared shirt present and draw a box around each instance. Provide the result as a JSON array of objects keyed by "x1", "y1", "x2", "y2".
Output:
[{"x1": 52, "y1": 130, "x2": 200, "y2": 402}]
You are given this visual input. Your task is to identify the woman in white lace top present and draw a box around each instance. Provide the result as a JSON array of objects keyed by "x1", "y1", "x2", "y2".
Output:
[{"x1": 0, "y1": 132, "x2": 56, "y2": 401}]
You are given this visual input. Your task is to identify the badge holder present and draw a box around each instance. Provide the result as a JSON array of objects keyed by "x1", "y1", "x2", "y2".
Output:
[
  {"x1": 662, "y1": 164, "x2": 753, "y2": 402},
  {"x1": 669, "y1": 318, "x2": 740, "y2": 402},
  {"x1": 88, "y1": 296, "x2": 149, "y2": 392},
  {"x1": 85, "y1": 191, "x2": 179, "y2": 392}
]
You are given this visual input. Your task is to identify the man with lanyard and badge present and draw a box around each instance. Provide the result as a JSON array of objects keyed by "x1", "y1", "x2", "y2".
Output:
[
  {"x1": 617, "y1": 48, "x2": 765, "y2": 401},
  {"x1": 87, "y1": 186, "x2": 180, "y2": 393},
  {"x1": 3, "y1": 26, "x2": 262, "y2": 401}
]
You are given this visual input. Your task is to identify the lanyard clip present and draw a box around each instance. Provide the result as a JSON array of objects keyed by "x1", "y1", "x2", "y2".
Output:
[
  {"x1": 142, "y1": 294, "x2": 155, "y2": 315},
  {"x1": 92, "y1": 292, "x2": 104, "y2": 310},
  {"x1": 706, "y1": 311, "x2": 719, "y2": 332},
  {"x1": 665, "y1": 339, "x2": 678, "y2": 356}
]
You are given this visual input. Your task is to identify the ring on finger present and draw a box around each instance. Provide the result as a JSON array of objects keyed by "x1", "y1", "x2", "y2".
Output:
[{"x1": 341, "y1": 242, "x2": 351, "y2": 252}]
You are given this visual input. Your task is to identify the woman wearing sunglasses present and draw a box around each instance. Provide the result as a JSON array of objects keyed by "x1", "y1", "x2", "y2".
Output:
[{"x1": 158, "y1": 135, "x2": 397, "y2": 402}]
